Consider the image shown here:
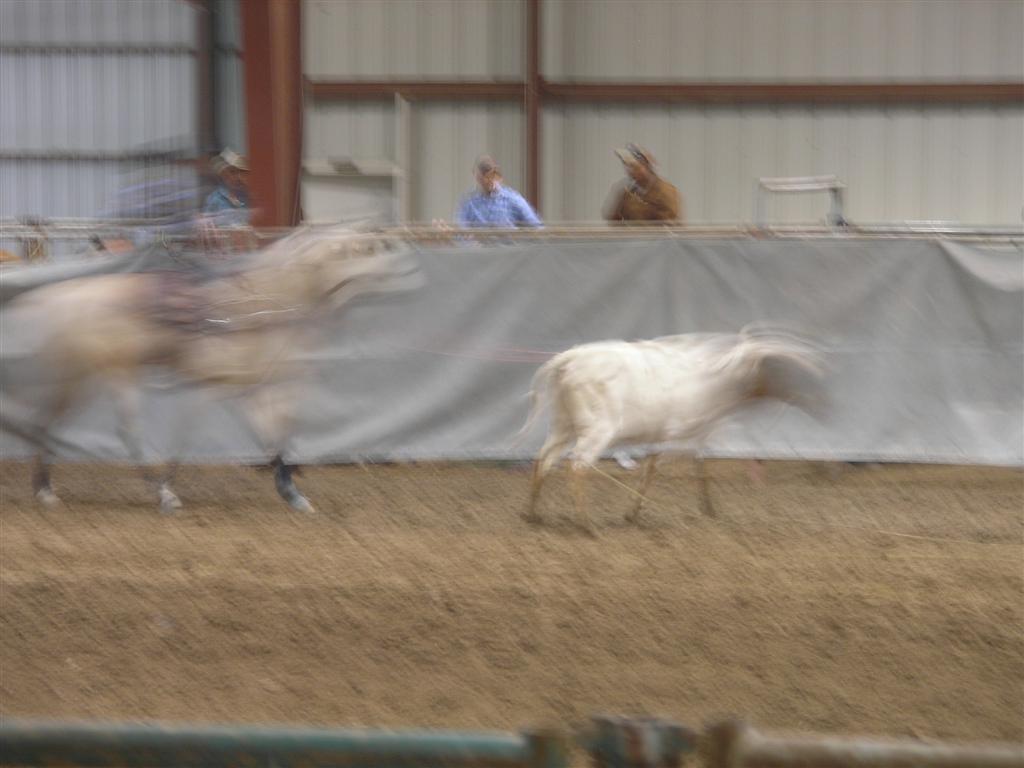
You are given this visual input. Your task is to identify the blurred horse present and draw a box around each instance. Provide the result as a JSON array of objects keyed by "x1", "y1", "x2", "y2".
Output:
[{"x1": 2, "y1": 227, "x2": 420, "y2": 513}]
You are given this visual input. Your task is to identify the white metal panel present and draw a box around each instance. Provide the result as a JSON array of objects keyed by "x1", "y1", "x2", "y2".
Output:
[
  {"x1": 957, "y1": 109, "x2": 996, "y2": 225},
  {"x1": 542, "y1": 0, "x2": 1019, "y2": 82},
  {"x1": 816, "y1": 0, "x2": 854, "y2": 81},
  {"x1": 774, "y1": 109, "x2": 821, "y2": 221},
  {"x1": 303, "y1": 0, "x2": 523, "y2": 80},
  {"x1": 670, "y1": 0, "x2": 708, "y2": 80},
  {"x1": 305, "y1": 103, "x2": 394, "y2": 165},
  {"x1": 299, "y1": 0, "x2": 1023, "y2": 226},
  {"x1": 301, "y1": 175, "x2": 395, "y2": 224},
  {"x1": 671, "y1": 109, "x2": 708, "y2": 223},
  {"x1": 777, "y1": 0, "x2": 818, "y2": 81},
  {"x1": 920, "y1": 108, "x2": 961, "y2": 221},
  {"x1": 0, "y1": 0, "x2": 200, "y2": 222},
  {"x1": 418, "y1": 0, "x2": 459, "y2": 78},
  {"x1": 850, "y1": 0, "x2": 889, "y2": 80},
  {"x1": 885, "y1": 108, "x2": 925, "y2": 222},
  {"x1": 959, "y1": 0, "x2": 1001, "y2": 80},
  {"x1": 0, "y1": 0, "x2": 194, "y2": 45},
  {"x1": 737, "y1": 108, "x2": 778, "y2": 220},
  {"x1": 994, "y1": 0, "x2": 1024, "y2": 80},
  {"x1": 741, "y1": 0, "x2": 781, "y2": 80},
  {"x1": 0, "y1": 160, "x2": 198, "y2": 219},
  {"x1": 886, "y1": 0, "x2": 924, "y2": 80},
  {"x1": 413, "y1": 103, "x2": 524, "y2": 223},
  {"x1": 920, "y1": 0, "x2": 961, "y2": 81},
  {"x1": 303, "y1": 101, "x2": 524, "y2": 223},
  {"x1": 705, "y1": 0, "x2": 745, "y2": 81},
  {"x1": 995, "y1": 107, "x2": 1024, "y2": 224},
  {"x1": 538, "y1": 104, "x2": 1024, "y2": 225}
]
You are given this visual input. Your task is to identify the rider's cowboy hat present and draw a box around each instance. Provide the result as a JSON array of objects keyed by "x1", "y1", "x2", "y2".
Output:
[{"x1": 211, "y1": 148, "x2": 250, "y2": 173}]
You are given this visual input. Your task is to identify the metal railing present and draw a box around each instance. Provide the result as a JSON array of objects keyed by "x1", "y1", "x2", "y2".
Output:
[
  {"x1": 1, "y1": 218, "x2": 1021, "y2": 265},
  {"x1": 702, "y1": 720, "x2": 1024, "y2": 768},
  {"x1": 1, "y1": 718, "x2": 1021, "y2": 768},
  {"x1": 0, "y1": 720, "x2": 567, "y2": 768}
]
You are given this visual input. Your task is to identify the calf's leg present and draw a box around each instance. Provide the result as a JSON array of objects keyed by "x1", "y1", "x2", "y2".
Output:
[
  {"x1": 625, "y1": 454, "x2": 659, "y2": 523},
  {"x1": 525, "y1": 432, "x2": 571, "y2": 523}
]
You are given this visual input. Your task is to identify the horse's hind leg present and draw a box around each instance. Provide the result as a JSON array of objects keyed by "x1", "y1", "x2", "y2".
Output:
[{"x1": 32, "y1": 377, "x2": 80, "y2": 506}]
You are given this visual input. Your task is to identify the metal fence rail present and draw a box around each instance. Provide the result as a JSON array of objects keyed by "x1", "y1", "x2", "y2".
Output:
[
  {"x1": 0, "y1": 720, "x2": 567, "y2": 768},
  {"x1": 703, "y1": 720, "x2": 1024, "y2": 768},
  {"x1": 2, "y1": 719, "x2": 1021, "y2": 768}
]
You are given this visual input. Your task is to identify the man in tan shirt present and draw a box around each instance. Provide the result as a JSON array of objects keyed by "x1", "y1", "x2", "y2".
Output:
[{"x1": 602, "y1": 144, "x2": 683, "y2": 224}]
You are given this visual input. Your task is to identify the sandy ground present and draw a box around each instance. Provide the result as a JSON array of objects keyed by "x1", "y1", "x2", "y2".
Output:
[{"x1": 0, "y1": 459, "x2": 1021, "y2": 745}]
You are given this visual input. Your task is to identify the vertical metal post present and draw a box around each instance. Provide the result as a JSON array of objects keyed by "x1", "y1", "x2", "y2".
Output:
[
  {"x1": 525, "y1": 0, "x2": 541, "y2": 213},
  {"x1": 395, "y1": 93, "x2": 413, "y2": 222},
  {"x1": 240, "y1": 0, "x2": 302, "y2": 227}
]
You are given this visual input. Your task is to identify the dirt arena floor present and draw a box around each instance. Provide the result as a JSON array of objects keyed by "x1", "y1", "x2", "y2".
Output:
[{"x1": 1, "y1": 459, "x2": 1021, "y2": 745}]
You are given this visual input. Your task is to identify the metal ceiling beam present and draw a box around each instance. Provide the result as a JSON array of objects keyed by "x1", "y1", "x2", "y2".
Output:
[
  {"x1": 539, "y1": 81, "x2": 1024, "y2": 104},
  {"x1": 306, "y1": 79, "x2": 1024, "y2": 105},
  {"x1": 0, "y1": 151, "x2": 195, "y2": 162},
  {"x1": 305, "y1": 80, "x2": 524, "y2": 101},
  {"x1": 0, "y1": 44, "x2": 196, "y2": 55}
]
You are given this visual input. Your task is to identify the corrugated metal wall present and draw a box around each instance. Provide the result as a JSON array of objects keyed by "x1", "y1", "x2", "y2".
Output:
[
  {"x1": 303, "y1": 0, "x2": 523, "y2": 79},
  {"x1": 543, "y1": 104, "x2": 1024, "y2": 224},
  {"x1": 302, "y1": 0, "x2": 524, "y2": 224},
  {"x1": 304, "y1": 0, "x2": 1023, "y2": 225},
  {"x1": 213, "y1": 0, "x2": 245, "y2": 155},
  {"x1": 541, "y1": 0, "x2": 1024, "y2": 225},
  {"x1": 0, "y1": 0, "x2": 200, "y2": 223},
  {"x1": 543, "y1": 0, "x2": 1023, "y2": 82}
]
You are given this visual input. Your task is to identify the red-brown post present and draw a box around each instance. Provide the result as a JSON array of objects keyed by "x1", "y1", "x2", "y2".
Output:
[
  {"x1": 241, "y1": 0, "x2": 303, "y2": 227},
  {"x1": 526, "y1": 0, "x2": 541, "y2": 213}
]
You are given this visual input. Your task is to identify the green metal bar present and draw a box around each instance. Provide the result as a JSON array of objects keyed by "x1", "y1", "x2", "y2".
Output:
[{"x1": 0, "y1": 720, "x2": 540, "y2": 768}]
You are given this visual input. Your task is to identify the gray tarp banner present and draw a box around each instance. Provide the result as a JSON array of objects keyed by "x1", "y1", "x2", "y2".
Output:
[{"x1": 1, "y1": 237, "x2": 1022, "y2": 465}]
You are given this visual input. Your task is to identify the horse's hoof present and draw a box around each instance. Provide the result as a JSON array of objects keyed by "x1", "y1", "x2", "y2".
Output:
[
  {"x1": 158, "y1": 488, "x2": 183, "y2": 514},
  {"x1": 613, "y1": 452, "x2": 638, "y2": 471},
  {"x1": 35, "y1": 488, "x2": 60, "y2": 507},
  {"x1": 289, "y1": 495, "x2": 316, "y2": 515}
]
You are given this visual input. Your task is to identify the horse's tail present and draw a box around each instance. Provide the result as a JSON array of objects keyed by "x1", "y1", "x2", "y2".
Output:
[{"x1": 509, "y1": 355, "x2": 562, "y2": 449}]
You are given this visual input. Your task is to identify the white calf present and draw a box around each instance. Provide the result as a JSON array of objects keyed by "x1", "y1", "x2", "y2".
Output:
[{"x1": 520, "y1": 328, "x2": 826, "y2": 528}]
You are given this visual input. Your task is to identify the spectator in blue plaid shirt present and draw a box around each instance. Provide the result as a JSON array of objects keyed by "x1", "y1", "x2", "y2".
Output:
[{"x1": 453, "y1": 155, "x2": 542, "y2": 229}]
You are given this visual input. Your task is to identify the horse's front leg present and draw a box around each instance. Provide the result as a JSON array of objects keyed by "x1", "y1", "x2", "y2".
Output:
[
  {"x1": 242, "y1": 383, "x2": 314, "y2": 514},
  {"x1": 110, "y1": 376, "x2": 181, "y2": 513}
]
